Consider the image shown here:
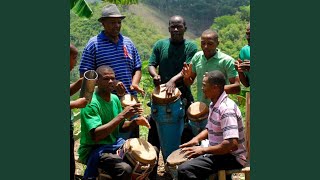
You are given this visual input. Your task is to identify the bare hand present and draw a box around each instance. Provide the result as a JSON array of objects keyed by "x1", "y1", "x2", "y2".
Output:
[
  {"x1": 179, "y1": 138, "x2": 199, "y2": 148},
  {"x1": 153, "y1": 74, "x2": 161, "y2": 87},
  {"x1": 134, "y1": 116, "x2": 151, "y2": 129},
  {"x1": 130, "y1": 84, "x2": 145, "y2": 95},
  {"x1": 164, "y1": 80, "x2": 176, "y2": 98},
  {"x1": 240, "y1": 60, "x2": 250, "y2": 72},
  {"x1": 121, "y1": 103, "x2": 142, "y2": 119},
  {"x1": 181, "y1": 146, "x2": 204, "y2": 159},
  {"x1": 115, "y1": 81, "x2": 126, "y2": 96},
  {"x1": 70, "y1": 97, "x2": 88, "y2": 109},
  {"x1": 181, "y1": 62, "x2": 193, "y2": 79}
]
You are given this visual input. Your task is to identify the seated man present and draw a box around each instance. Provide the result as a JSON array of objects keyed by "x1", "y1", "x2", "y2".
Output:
[
  {"x1": 78, "y1": 65, "x2": 150, "y2": 180},
  {"x1": 178, "y1": 70, "x2": 246, "y2": 180}
]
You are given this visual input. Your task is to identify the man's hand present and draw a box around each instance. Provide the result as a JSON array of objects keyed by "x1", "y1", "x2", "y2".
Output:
[
  {"x1": 134, "y1": 116, "x2": 151, "y2": 129},
  {"x1": 181, "y1": 146, "x2": 205, "y2": 159},
  {"x1": 235, "y1": 59, "x2": 250, "y2": 72},
  {"x1": 70, "y1": 97, "x2": 88, "y2": 109},
  {"x1": 153, "y1": 74, "x2": 161, "y2": 87},
  {"x1": 115, "y1": 81, "x2": 126, "y2": 96},
  {"x1": 181, "y1": 62, "x2": 193, "y2": 80},
  {"x1": 121, "y1": 103, "x2": 143, "y2": 119},
  {"x1": 130, "y1": 84, "x2": 145, "y2": 95},
  {"x1": 164, "y1": 80, "x2": 176, "y2": 98},
  {"x1": 180, "y1": 138, "x2": 199, "y2": 148}
]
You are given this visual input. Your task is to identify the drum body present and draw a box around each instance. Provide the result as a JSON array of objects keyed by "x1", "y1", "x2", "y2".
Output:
[
  {"x1": 166, "y1": 149, "x2": 189, "y2": 180},
  {"x1": 119, "y1": 138, "x2": 157, "y2": 180},
  {"x1": 187, "y1": 102, "x2": 209, "y2": 136},
  {"x1": 151, "y1": 85, "x2": 185, "y2": 160},
  {"x1": 119, "y1": 94, "x2": 139, "y2": 140}
]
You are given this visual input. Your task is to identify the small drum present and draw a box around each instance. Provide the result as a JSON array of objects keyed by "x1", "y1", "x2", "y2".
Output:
[
  {"x1": 166, "y1": 149, "x2": 189, "y2": 180},
  {"x1": 151, "y1": 84, "x2": 185, "y2": 160},
  {"x1": 119, "y1": 138, "x2": 157, "y2": 180},
  {"x1": 119, "y1": 94, "x2": 140, "y2": 140},
  {"x1": 187, "y1": 102, "x2": 209, "y2": 136}
]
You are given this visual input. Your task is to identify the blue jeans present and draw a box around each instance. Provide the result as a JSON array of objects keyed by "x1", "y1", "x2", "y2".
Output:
[{"x1": 84, "y1": 138, "x2": 127, "y2": 179}]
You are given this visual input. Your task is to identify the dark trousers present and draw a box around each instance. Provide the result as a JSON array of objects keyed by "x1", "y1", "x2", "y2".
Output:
[
  {"x1": 70, "y1": 130, "x2": 75, "y2": 180},
  {"x1": 177, "y1": 154, "x2": 243, "y2": 180}
]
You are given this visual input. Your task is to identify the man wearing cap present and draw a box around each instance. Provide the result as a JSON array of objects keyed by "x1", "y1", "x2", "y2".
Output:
[
  {"x1": 79, "y1": 4, "x2": 144, "y2": 97},
  {"x1": 79, "y1": 4, "x2": 143, "y2": 140}
]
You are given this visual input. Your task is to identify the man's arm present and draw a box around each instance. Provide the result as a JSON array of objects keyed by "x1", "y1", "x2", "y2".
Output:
[
  {"x1": 90, "y1": 105, "x2": 139, "y2": 143},
  {"x1": 148, "y1": 65, "x2": 161, "y2": 87},
  {"x1": 224, "y1": 76, "x2": 241, "y2": 94},
  {"x1": 202, "y1": 138, "x2": 239, "y2": 155},
  {"x1": 130, "y1": 69, "x2": 144, "y2": 94},
  {"x1": 70, "y1": 77, "x2": 83, "y2": 96}
]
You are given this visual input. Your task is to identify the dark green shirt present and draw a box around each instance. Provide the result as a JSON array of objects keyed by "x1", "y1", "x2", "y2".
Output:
[{"x1": 149, "y1": 39, "x2": 198, "y2": 101}]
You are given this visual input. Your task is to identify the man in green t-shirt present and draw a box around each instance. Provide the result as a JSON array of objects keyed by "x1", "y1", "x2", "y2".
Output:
[
  {"x1": 182, "y1": 29, "x2": 241, "y2": 105},
  {"x1": 148, "y1": 15, "x2": 198, "y2": 180},
  {"x1": 235, "y1": 22, "x2": 251, "y2": 87},
  {"x1": 79, "y1": 65, "x2": 150, "y2": 180}
]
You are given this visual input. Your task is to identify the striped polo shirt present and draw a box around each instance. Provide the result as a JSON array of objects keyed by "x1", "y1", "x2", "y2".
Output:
[
  {"x1": 206, "y1": 91, "x2": 247, "y2": 166},
  {"x1": 79, "y1": 31, "x2": 142, "y2": 96}
]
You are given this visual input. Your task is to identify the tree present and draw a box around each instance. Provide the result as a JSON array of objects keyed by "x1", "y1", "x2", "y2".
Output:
[{"x1": 70, "y1": 0, "x2": 139, "y2": 18}]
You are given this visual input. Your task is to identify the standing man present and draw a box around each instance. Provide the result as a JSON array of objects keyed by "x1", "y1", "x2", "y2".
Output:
[
  {"x1": 148, "y1": 15, "x2": 198, "y2": 179},
  {"x1": 79, "y1": 4, "x2": 144, "y2": 96},
  {"x1": 70, "y1": 44, "x2": 88, "y2": 180},
  {"x1": 182, "y1": 29, "x2": 241, "y2": 105},
  {"x1": 177, "y1": 70, "x2": 246, "y2": 180},
  {"x1": 78, "y1": 65, "x2": 150, "y2": 180},
  {"x1": 79, "y1": 4, "x2": 144, "y2": 139},
  {"x1": 235, "y1": 22, "x2": 251, "y2": 87}
]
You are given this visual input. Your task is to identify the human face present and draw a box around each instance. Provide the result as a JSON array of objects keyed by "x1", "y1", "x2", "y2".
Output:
[
  {"x1": 70, "y1": 53, "x2": 77, "y2": 71},
  {"x1": 246, "y1": 25, "x2": 250, "y2": 45},
  {"x1": 202, "y1": 76, "x2": 220, "y2": 101},
  {"x1": 201, "y1": 34, "x2": 219, "y2": 59},
  {"x1": 97, "y1": 69, "x2": 116, "y2": 92},
  {"x1": 101, "y1": 17, "x2": 122, "y2": 39},
  {"x1": 168, "y1": 18, "x2": 186, "y2": 43}
]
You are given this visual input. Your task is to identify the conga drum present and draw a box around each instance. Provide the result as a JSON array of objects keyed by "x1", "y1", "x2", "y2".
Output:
[
  {"x1": 187, "y1": 102, "x2": 209, "y2": 136},
  {"x1": 151, "y1": 84, "x2": 185, "y2": 160},
  {"x1": 119, "y1": 94, "x2": 140, "y2": 140},
  {"x1": 166, "y1": 149, "x2": 189, "y2": 180},
  {"x1": 118, "y1": 138, "x2": 158, "y2": 180}
]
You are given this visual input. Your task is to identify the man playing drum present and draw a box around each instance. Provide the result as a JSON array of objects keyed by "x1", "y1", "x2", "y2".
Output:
[
  {"x1": 182, "y1": 29, "x2": 241, "y2": 106},
  {"x1": 177, "y1": 70, "x2": 246, "y2": 180},
  {"x1": 148, "y1": 15, "x2": 198, "y2": 179},
  {"x1": 78, "y1": 65, "x2": 150, "y2": 180}
]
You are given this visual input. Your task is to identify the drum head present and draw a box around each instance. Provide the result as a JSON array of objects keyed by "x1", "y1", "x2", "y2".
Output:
[
  {"x1": 152, "y1": 84, "x2": 181, "y2": 105},
  {"x1": 125, "y1": 138, "x2": 157, "y2": 164},
  {"x1": 120, "y1": 94, "x2": 138, "y2": 107},
  {"x1": 187, "y1": 102, "x2": 209, "y2": 121},
  {"x1": 166, "y1": 149, "x2": 188, "y2": 166}
]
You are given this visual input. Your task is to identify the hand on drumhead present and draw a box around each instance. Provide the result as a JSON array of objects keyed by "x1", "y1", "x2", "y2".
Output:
[
  {"x1": 181, "y1": 146, "x2": 204, "y2": 159},
  {"x1": 164, "y1": 80, "x2": 176, "y2": 98},
  {"x1": 179, "y1": 138, "x2": 199, "y2": 148},
  {"x1": 115, "y1": 80, "x2": 126, "y2": 96},
  {"x1": 130, "y1": 84, "x2": 145, "y2": 95},
  {"x1": 134, "y1": 116, "x2": 151, "y2": 129},
  {"x1": 153, "y1": 75, "x2": 161, "y2": 87}
]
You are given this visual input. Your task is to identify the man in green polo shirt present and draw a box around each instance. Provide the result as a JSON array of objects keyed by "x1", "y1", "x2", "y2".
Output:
[
  {"x1": 78, "y1": 65, "x2": 150, "y2": 180},
  {"x1": 235, "y1": 22, "x2": 251, "y2": 87},
  {"x1": 182, "y1": 29, "x2": 241, "y2": 105}
]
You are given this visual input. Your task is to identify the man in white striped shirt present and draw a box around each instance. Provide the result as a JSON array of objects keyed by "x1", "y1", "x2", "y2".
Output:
[{"x1": 177, "y1": 70, "x2": 246, "y2": 180}]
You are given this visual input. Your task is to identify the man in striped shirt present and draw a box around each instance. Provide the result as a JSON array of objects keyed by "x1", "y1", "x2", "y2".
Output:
[
  {"x1": 178, "y1": 70, "x2": 246, "y2": 180},
  {"x1": 79, "y1": 4, "x2": 144, "y2": 97}
]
